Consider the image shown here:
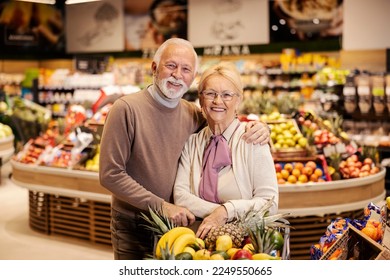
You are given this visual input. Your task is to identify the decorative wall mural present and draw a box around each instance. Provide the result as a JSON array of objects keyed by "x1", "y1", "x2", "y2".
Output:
[
  {"x1": 124, "y1": 0, "x2": 187, "y2": 51},
  {"x1": 270, "y1": 0, "x2": 343, "y2": 42},
  {"x1": 0, "y1": 0, "x2": 65, "y2": 54},
  {"x1": 188, "y1": 0, "x2": 268, "y2": 47},
  {"x1": 66, "y1": 0, "x2": 124, "y2": 53}
]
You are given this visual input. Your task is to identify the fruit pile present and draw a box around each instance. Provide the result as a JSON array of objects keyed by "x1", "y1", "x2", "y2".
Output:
[
  {"x1": 154, "y1": 226, "x2": 285, "y2": 260},
  {"x1": 13, "y1": 130, "x2": 57, "y2": 164},
  {"x1": 275, "y1": 160, "x2": 327, "y2": 184},
  {"x1": 148, "y1": 199, "x2": 289, "y2": 260},
  {"x1": 269, "y1": 120, "x2": 308, "y2": 150},
  {"x1": 312, "y1": 129, "x2": 341, "y2": 148},
  {"x1": 339, "y1": 154, "x2": 380, "y2": 179}
]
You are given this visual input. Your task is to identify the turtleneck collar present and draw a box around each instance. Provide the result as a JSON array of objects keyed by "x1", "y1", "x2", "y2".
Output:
[{"x1": 148, "y1": 84, "x2": 181, "y2": 108}]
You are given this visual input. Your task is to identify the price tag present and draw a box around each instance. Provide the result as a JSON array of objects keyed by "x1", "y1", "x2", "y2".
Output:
[
  {"x1": 335, "y1": 143, "x2": 346, "y2": 154},
  {"x1": 323, "y1": 145, "x2": 336, "y2": 157}
]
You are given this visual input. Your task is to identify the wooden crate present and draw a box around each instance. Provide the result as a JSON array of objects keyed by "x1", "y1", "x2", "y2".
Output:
[{"x1": 268, "y1": 119, "x2": 309, "y2": 159}]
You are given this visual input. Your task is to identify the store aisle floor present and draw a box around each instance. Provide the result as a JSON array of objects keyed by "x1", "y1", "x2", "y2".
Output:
[{"x1": 0, "y1": 161, "x2": 113, "y2": 260}]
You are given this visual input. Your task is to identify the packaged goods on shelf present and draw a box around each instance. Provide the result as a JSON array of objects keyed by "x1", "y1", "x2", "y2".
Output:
[{"x1": 311, "y1": 201, "x2": 390, "y2": 260}]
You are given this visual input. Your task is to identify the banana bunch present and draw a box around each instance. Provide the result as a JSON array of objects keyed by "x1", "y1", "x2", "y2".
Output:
[{"x1": 155, "y1": 227, "x2": 197, "y2": 259}]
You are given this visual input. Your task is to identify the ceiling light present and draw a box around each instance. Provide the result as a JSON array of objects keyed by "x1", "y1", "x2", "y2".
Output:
[
  {"x1": 16, "y1": 0, "x2": 56, "y2": 4},
  {"x1": 65, "y1": 0, "x2": 102, "y2": 4}
]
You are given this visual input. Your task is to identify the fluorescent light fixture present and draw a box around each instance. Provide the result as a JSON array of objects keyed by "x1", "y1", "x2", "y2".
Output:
[
  {"x1": 65, "y1": 0, "x2": 102, "y2": 4},
  {"x1": 16, "y1": 0, "x2": 56, "y2": 4}
]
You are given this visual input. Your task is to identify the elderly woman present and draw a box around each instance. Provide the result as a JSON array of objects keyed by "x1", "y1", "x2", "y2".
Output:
[{"x1": 174, "y1": 61, "x2": 278, "y2": 239}]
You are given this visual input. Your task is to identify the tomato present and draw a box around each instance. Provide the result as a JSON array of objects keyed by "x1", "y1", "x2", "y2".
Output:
[{"x1": 271, "y1": 230, "x2": 284, "y2": 251}]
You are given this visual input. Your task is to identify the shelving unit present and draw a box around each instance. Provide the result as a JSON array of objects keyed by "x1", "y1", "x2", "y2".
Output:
[{"x1": 11, "y1": 159, "x2": 386, "y2": 259}]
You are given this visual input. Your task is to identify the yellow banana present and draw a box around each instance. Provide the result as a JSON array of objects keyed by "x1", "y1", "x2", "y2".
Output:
[
  {"x1": 155, "y1": 227, "x2": 194, "y2": 258},
  {"x1": 252, "y1": 253, "x2": 281, "y2": 260},
  {"x1": 172, "y1": 233, "x2": 196, "y2": 256}
]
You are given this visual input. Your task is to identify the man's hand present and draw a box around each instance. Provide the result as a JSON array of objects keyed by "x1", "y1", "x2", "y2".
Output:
[
  {"x1": 196, "y1": 206, "x2": 227, "y2": 239},
  {"x1": 162, "y1": 201, "x2": 195, "y2": 227},
  {"x1": 242, "y1": 120, "x2": 270, "y2": 145}
]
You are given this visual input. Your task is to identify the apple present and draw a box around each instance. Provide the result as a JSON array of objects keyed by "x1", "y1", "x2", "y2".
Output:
[
  {"x1": 363, "y1": 158, "x2": 373, "y2": 166},
  {"x1": 231, "y1": 249, "x2": 253, "y2": 260},
  {"x1": 360, "y1": 165, "x2": 371, "y2": 172},
  {"x1": 274, "y1": 163, "x2": 282, "y2": 172},
  {"x1": 298, "y1": 137, "x2": 308, "y2": 148}
]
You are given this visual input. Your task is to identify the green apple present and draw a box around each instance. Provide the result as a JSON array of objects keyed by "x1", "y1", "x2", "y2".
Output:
[{"x1": 298, "y1": 137, "x2": 308, "y2": 148}]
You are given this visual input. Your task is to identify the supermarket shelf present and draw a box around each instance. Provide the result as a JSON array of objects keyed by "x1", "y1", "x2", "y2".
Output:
[
  {"x1": 280, "y1": 191, "x2": 385, "y2": 217},
  {"x1": 279, "y1": 168, "x2": 386, "y2": 212}
]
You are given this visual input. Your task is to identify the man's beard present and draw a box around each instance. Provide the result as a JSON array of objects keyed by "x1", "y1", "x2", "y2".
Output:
[{"x1": 157, "y1": 77, "x2": 189, "y2": 99}]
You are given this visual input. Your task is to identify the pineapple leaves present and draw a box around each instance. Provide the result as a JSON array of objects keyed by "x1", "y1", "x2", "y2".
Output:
[{"x1": 140, "y1": 206, "x2": 176, "y2": 236}]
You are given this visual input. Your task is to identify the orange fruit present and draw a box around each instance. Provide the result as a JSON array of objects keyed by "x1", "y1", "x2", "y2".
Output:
[
  {"x1": 281, "y1": 169, "x2": 290, "y2": 179},
  {"x1": 287, "y1": 175, "x2": 297, "y2": 184},
  {"x1": 310, "y1": 173, "x2": 319, "y2": 182},
  {"x1": 298, "y1": 174, "x2": 308, "y2": 183},
  {"x1": 314, "y1": 168, "x2": 323, "y2": 177},
  {"x1": 306, "y1": 161, "x2": 317, "y2": 170},
  {"x1": 278, "y1": 178, "x2": 286, "y2": 184},
  {"x1": 362, "y1": 226, "x2": 378, "y2": 241},
  {"x1": 292, "y1": 168, "x2": 301, "y2": 177},
  {"x1": 284, "y1": 163, "x2": 294, "y2": 172},
  {"x1": 294, "y1": 162, "x2": 304, "y2": 171},
  {"x1": 302, "y1": 166, "x2": 313, "y2": 176}
]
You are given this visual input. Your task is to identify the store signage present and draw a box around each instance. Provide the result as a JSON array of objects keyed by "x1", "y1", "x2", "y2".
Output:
[{"x1": 202, "y1": 45, "x2": 251, "y2": 56}]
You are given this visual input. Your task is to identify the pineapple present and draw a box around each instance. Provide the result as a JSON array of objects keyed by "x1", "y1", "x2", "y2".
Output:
[
  {"x1": 248, "y1": 221, "x2": 279, "y2": 255},
  {"x1": 159, "y1": 242, "x2": 176, "y2": 260},
  {"x1": 204, "y1": 221, "x2": 245, "y2": 250},
  {"x1": 204, "y1": 198, "x2": 289, "y2": 251}
]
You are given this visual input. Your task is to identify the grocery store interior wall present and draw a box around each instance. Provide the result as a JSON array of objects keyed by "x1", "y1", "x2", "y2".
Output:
[{"x1": 0, "y1": 0, "x2": 389, "y2": 73}]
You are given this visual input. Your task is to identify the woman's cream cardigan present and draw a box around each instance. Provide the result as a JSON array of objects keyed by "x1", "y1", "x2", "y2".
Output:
[{"x1": 174, "y1": 119, "x2": 279, "y2": 221}]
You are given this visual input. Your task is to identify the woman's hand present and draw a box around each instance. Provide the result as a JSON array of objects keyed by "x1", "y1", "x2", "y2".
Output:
[
  {"x1": 242, "y1": 120, "x2": 270, "y2": 145},
  {"x1": 162, "y1": 201, "x2": 195, "y2": 227},
  {"x1": 196, "y1": 206, "x2": 228, "y2": 239}
]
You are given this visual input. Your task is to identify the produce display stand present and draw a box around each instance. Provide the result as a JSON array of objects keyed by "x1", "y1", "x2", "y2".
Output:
[
  {"x1": 0, "y1": 135, "x2": 15, "y2": 184},
  {"x1": 279, "y1": 168, "x2": 386, "y2": 259},
  {"x1": 11, "y1": 160, "x2": 112, "y2": 246},
  {"x1": 0, "y1": 135, "x2": 15, "y2": 162},
  {"x1": 11, "y1": 160, "x2": 386, "y2": 259}
]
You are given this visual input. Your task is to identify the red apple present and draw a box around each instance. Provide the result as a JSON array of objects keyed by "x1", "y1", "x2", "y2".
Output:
[
  {"x1": 274, "y1": 163, "x2": 283, "y2": 173},
  {"x1": 231, "y1": 249, "x2": 253, "y2": 260}
]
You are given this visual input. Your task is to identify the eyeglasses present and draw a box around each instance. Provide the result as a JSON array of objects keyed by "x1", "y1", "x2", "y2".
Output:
[{"x1": 202, "y1": 90, "x2": 239, "y2": 101}]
